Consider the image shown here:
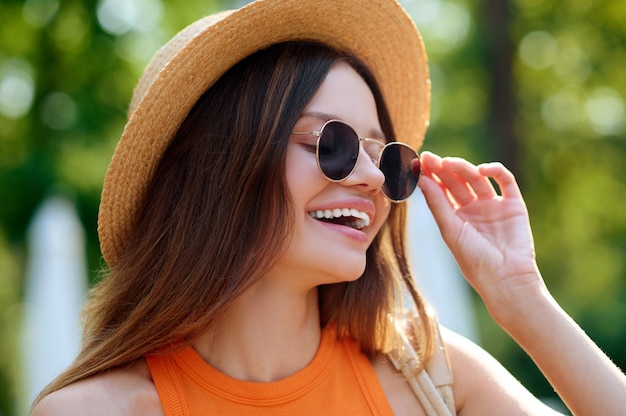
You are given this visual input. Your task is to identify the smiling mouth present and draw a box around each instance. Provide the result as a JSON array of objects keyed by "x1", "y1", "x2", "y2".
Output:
[{"x1": 308, "y1": 208, "x2": 371, "y2": 230}]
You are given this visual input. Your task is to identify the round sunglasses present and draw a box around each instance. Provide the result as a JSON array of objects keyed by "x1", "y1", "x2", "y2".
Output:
[{"x1": 292, "y1": 120, "x2": 420, "y2": 202}]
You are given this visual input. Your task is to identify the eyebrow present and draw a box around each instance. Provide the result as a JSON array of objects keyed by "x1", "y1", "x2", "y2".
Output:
[{"x1": 299, "y1": 111, "x2": 387, "y2": 142}]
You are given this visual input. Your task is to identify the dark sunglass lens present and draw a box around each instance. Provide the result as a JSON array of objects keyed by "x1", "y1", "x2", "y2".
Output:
[
  {"x1": 318, "y1": 121, "x2": 359, "y2": 181},
  {"x1": 379, "y1": 144, "x2": 420, "y2": 201}
]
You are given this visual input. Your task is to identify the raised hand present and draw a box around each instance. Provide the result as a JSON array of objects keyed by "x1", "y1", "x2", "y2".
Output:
[
  {"x1": 417, "y1": 151, "x2": 544, "y2": 320},
  {"x1": 417, "y1": 151, "x2": 626, "y2": 415}
]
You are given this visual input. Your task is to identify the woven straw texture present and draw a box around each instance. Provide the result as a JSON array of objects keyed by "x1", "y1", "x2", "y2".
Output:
[{"x1": 98, "y1": 0, "x2": 430, "y2": 266}]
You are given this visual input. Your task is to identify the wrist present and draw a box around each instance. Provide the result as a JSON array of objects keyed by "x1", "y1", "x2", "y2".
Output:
[{"x1": 482, "y1": 273, "x2": 555, "y2": 333}]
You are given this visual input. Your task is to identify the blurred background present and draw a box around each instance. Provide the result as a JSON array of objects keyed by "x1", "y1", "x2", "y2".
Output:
[{"x1": 1, "y1": 0, "x2": 625, "y2": 414}]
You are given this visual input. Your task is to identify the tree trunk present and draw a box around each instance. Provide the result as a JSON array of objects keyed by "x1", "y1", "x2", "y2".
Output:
[{"x1": 484, "y1": 0, "x2": 520, "y2": 181}]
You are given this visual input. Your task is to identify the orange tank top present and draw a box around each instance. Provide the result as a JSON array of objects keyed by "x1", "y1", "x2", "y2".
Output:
[{"x1": 146, "y1": 327, "x2": 394, "y2": 415}]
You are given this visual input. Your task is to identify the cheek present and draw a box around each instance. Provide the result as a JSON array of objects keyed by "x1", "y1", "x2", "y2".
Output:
[
  {"x1": 284, "y1": 145, "x2": 326, "y2": 202},
  {"x1": 371, "y1": 197, "x2": 391, "y2": 236}
]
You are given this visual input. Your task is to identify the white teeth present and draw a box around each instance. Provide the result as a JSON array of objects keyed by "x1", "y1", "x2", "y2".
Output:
[{"x1": 308, "y1": 208, "x2": 371, "y2": 229}]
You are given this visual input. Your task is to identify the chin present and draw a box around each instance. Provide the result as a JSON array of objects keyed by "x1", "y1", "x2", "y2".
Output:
[{"x1": 320, "y1": 263, "x2": 366, "y2": 285}]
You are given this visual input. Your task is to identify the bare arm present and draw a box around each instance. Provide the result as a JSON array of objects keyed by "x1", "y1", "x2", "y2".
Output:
[
  {"x1": 442, "y1": 327, "x2": 562, "y2": 415},
  {"x1": 418, "y1": 151, "x2": 626, "y2": 415}
]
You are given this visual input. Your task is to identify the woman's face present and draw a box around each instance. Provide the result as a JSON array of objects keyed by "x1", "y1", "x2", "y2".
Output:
[{"x1": 271, "y1": 62, "x2": 392, "y2": 288}]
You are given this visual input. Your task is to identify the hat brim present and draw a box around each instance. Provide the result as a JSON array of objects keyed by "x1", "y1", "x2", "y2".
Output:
[{"x1": 98, "y1": 0, "x2": 430, "y2": 266}]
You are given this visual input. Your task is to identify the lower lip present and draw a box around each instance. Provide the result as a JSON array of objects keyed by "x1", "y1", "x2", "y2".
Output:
[{"x1": 311, "y1": 218, "x2": 369, "y2": 244}]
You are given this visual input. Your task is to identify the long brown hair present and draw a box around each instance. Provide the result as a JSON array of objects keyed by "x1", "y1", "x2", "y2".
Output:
[{"x1": 36, "y1": 41, "x2": 434, "y2": 402}]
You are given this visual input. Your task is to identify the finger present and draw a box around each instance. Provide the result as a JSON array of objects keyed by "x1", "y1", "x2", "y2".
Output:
[
  {"x1": 432, "y1": 167, "x2": 477, "y2": 207},
  {"x1": 418, "y1": 151, "x2": 442, "y2": 175},
  {"x1": 478, "y1": 162, "x2": 523, "y2": 200},
  {"x1": 420, "y1": 153, "x2": 473, "y2": 205},
  {"x1": 441, "y1": 157, "x2": 498, "y2": 200}
]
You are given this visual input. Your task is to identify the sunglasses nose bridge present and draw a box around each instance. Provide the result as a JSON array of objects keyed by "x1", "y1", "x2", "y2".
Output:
[
  {"x1": 345, "y1": 141, "x2": 386, "y2": 193},
  {"x1": 358, "y1": 137, "x2": 385, "y2": 167}
]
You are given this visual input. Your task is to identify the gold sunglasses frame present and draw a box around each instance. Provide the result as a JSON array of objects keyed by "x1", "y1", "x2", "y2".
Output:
[{"x1": 292, "y1": 119, "x2": 419, "y2": 202}]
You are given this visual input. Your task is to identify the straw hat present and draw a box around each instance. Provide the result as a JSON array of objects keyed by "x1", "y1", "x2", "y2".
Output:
[{"x1": 98, "y1": 0, "x2": 430, "y2": 267}]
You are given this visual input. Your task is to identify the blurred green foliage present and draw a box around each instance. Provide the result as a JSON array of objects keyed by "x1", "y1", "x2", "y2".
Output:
[{"x1": 1, "y1": 0, "x2": 624, "y2": 414}]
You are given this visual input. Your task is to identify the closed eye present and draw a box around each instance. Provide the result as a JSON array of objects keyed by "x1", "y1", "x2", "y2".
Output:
[{"x1": 301, "y1": 143, "x2": 317, "y2": 153}]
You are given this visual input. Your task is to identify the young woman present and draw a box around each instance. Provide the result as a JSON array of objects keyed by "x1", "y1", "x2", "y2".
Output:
[{"x1": 32, "y1": 0, "x2": 626, "y2": 415}]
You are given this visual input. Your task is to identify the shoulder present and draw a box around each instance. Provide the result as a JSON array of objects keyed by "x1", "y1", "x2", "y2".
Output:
[
  {"x1": 31, "y1": 360, "x2": 163, "y2": 416},
  {"x1": 441, "y1": 327, "x2": 561, "y2": 415},
  {"x1": 372, "y1": 353, "x2": 428, "y2": 416}
]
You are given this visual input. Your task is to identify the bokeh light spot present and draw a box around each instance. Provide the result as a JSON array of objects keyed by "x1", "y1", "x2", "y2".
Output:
[
  {"x1": 585, "y1": 87, "x2": 625, "y2": 136},
  {"x1": 22, "y1": 0, "x2": 60, "y2": 28},
  {"x1": 40, "y1": 92, "x2": 78, "y2": 131},
  {"x1": 553, "y1": 42, "x2": 591, "y2": 86},
  {"x1": 519, "y1": 31, "x2": 557, "y2": 70},
  {"x1": 541, "y1": 88, "x2": 583, "y2": 131},
  {"x1": 0, "y1": 60, "x2": 36, "y2": 119},
  {"x1": 403, "y1": 0, "x2": 471, "y2": 53},
  {"x1": 97, "y1": 0, "x2": 163, "y2": 36}
]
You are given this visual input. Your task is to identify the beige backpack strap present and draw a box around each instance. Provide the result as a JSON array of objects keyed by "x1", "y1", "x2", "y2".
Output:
[{"x1": 387, "y1": 314, "x2": 455, "y2": 416}]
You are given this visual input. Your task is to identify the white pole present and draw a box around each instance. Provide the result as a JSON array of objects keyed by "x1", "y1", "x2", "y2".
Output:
[
  {"x1": 22, "y1": 196, "x2": 86, "y2": 410},
  {"x1": 407, "y1": 189, "x2": 479, "y2": 342}
]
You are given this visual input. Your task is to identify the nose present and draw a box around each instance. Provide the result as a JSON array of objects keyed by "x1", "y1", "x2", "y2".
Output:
[{"x1": 341, "y1": 146, "x2": 386, "y2": 195}]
